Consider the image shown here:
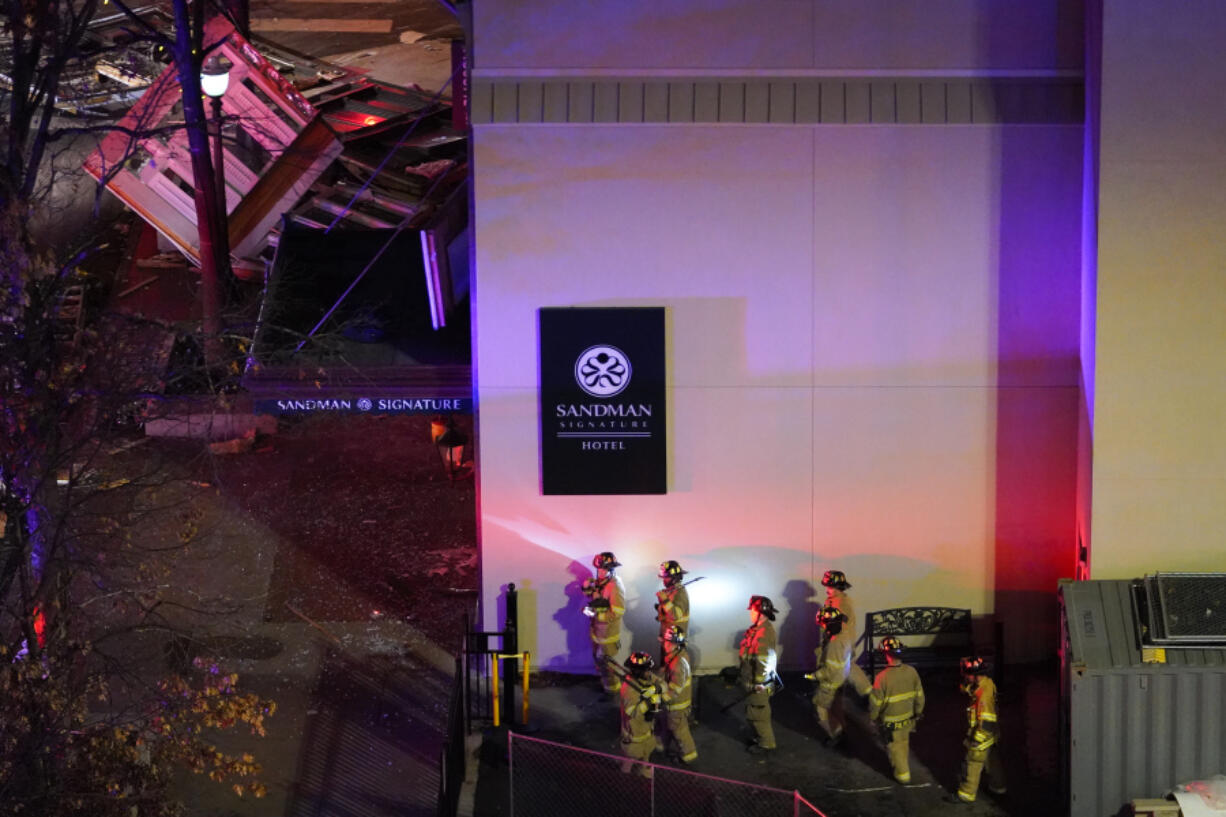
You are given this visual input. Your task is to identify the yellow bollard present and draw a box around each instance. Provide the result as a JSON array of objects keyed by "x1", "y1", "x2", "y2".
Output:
[
  {"x1": 491, "y1": 655, "x2": 501, "y2": 727},
  {"x1": 521, "y1": 652, "x2": 531, "y2": 724}
]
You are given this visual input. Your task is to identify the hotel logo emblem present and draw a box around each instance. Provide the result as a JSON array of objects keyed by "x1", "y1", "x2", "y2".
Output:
[{"x1": 575, "y1": 345, "x2": 631, "y2": 398}]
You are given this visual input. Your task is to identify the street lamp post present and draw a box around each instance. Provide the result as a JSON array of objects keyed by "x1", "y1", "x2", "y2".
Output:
[{"x1": 200, "y1": 54, "x2": 233, "y2": 284}]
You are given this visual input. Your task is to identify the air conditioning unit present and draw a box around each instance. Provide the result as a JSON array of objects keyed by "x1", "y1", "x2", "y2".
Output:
[{"x1": 1131, "y1": 572, "x2": 1226, "y2": 650}]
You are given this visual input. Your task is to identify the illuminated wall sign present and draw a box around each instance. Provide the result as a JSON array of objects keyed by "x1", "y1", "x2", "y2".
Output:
[
  {"x1": 254, "y1": 397, "x2": 471, "y2": 415},
  {"x1": 539, "y1": 307, "x2": 666, "y2": 495}
]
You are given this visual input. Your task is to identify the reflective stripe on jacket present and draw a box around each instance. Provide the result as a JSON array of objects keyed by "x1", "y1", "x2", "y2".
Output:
[
  {"x1": 815, "y1": 629, "x2": 855, "y2": 690},
  {"x1": 869, "y1": 663, "x2": 925, "y2": 726}
]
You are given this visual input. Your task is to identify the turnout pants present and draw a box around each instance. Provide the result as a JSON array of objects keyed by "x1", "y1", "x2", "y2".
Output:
[
  {"x1": 620, "y1": 732, "x2": 655, "y2": 778},
  {"x1": 812, "y1": 663, "x2": 870, "y2": 739},
  {"x1": 883, "y1": 721, "x2": 915, "y2": 783},
  {"x1": 663, "y1": 708, "x2": 698, "y2": 762},
  {"x1": 591, "y1": 626, "x2": 622, "y2": 693},
  {"x1": 958, "y1": 742, "x2": 1006, "y2": 801},
  {"x1": 745, "y1": 688, "x2": 776, "y2": 749}
]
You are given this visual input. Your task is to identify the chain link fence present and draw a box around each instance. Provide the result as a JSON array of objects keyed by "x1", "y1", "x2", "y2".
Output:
[{"x1": 508, "y1": 732, "x2": 826, "y2": 817}]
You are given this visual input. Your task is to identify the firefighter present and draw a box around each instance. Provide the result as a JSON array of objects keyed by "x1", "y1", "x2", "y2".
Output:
[
  {"x1": 739, "y1": 595, "x2": 780, "y2": 755},
  {"x1": 821, "y1": 569, "x2": 858, "y2": 639},
  {"x1": 582, "y1": 552, "x2": 626, "y2": 695},
  {"x1": 619, "y1": 651, "x2": 663, "y2": 778},
  {"x1": 951, "y1": 655, "x2": 1007, "y2": 803},
  {"x1": 868, "y1": 636, "x2": 925, "y2": 784},
  {"x1": 808, "y1": 603, "x2": 871, "y2": 746},
  {"x1": 657, "y1": 624, "x2": 698, "y2": 764},
  {"x1": 655, "y1": 560, "x2": 691, "y2": 646}
]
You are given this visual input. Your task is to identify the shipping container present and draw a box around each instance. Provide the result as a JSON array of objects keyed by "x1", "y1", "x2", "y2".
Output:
[{"x1": 1059, "y1": 578, "x2": 1226, "y2": 817}]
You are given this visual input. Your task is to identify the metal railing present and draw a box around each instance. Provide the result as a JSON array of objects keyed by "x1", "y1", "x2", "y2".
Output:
[
  {"x1": 508, "y1": 732, "x2": 828, "y2": 817},
  {"x1": 465, "y1": 584, "x2": 520, "y2": 729},
  {"x1": 439, "y1": 586, "x2": 522, "y2": 816}
]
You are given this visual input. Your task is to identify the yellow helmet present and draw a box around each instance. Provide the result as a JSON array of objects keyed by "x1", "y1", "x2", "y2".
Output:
[{"x1": 879, "y1": 636, "x2": 904, "y2": 656}]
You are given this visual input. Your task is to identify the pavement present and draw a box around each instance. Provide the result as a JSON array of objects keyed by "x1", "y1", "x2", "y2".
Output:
[
  {"x1": 151, "y1": 407, "x2": 477, "y2": 817},
  {"x1": 167, "y1": 619, "x2": 458, "y2": 817},
  {"x1": 466, "y1": 665, "x2": 1062, "y2": 817},
  {"x1": 88, "y1": 407, "x2": 475, "y2": 817}
]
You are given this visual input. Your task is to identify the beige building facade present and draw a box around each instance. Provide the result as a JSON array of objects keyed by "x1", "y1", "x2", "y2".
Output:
[{"x1": 468, "y1": 1, "x2": 1225, "y2": 671}]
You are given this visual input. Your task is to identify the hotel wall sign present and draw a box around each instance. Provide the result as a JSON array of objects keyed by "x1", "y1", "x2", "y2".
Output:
[
  {"x1": 539, "y1": 307, "x2": 666, "y2": 495},
  {"x1": 254, "y1": 397, "x2": 471, "y2": 414}
]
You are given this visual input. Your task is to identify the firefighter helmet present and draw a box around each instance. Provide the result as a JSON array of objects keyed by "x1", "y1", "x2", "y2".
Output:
[
  {"x1": 658, "y1": 560, "x2": 687, "y2": 583},
  {"x1": 748, "y1": 595, "x2": 778, "y2": 621},
  {"x1": 879, "y1": 636, "x2": 904, "y2": 656},
  {"x1": 626, "y1": 651, "x2": 655, "y2": 675},
  {"x1": 960, "y1": 655, "x2": 986, "y2": 677},
  {"x1": 817, "y1": 605, "x2": 847, "y2": 630},
  {"x1": 659, "y1": 624, "x2": 687, "y2": 647},
  {"x1": 592, "y1": 551, "x2": 621, "y2": 570},
  {"x1": 821, "y1": 570, "x2": 851, "y2": 590}
]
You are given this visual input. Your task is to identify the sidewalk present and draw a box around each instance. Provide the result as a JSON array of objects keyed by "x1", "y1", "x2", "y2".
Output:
[{"x1": 470, "y1": 665, "x2": 1061, "y2": 817}]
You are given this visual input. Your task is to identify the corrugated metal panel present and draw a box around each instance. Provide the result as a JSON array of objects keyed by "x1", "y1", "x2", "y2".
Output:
[
  {"x1": 845, "y1": 81, "x2": 870, "y2": 124},
  {"x1": 644, "y1": 82, "x2": 669, "y2": 123},
  {"x1": 567, "y1": 82, "x2": 593, "y2": 123},
  {"x1": 819, "y1": 80, "x2": 843, "y2": 123},
  {"x1": 471, "y1": 76, "x2": 1085, "y2": 126},
  {"x1": 694, "y1": 82, "x2": 720, "y2": 123},
  {"x1": 718, "y1": 82, "x2": 744, "y2": 123},
  {"x1": 519, "y1": 82, "x2": 543, "y2": 123},
  {"x1": 592, "y1": 83, "x2": 618, "y2": 123},
  {"x1": 1062, "y1": 580, "x2": 1226, "y2": 817},
  {"x1": 920, "y1": 81, "x2": 946, "y2": 123},
  {"x1": 618, "y1": 82, "x2": 643, "y2": 123},
  {"x1": 769, "y1": 81, "x2": 795, "y2": 124},
  {"x1": 669, "y1": 82, "x2": 694, "y2": 122},
  {"x1": 542, "y1": 81, "x2": 568, "y2": 122}
]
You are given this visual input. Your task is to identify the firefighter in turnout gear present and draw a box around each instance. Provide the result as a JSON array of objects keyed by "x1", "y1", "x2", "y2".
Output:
[
  {"x1": 619, "y1": 651, "x2": 663, "y2": 778},
  {"x1": 953, "y1": 655, "x2": 1007, "y2": 803},
  {"x1": 868, "y1": 636, "x2": 925, "y2": 784},
  {"x1": 821, "y1": 570, "x2": 859, "y2": 644},
  {"x1": 658, "y1": 625, "x2": 698, "y2": 764},
  {"x1": 583, "y1": 552, "x2": 626, "y2": 694},
  {"x1": 808, "y1": 604, "x2": 871, "y2": 746},
  {"x1": 655, "y1": 560, "x2": 691, "y2": 645},
  {"x1": 739, "y1": 595, "x2": 780, "y2": 754}
]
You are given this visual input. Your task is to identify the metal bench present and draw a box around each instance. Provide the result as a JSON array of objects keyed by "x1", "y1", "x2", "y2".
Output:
[{"x1": 861, "y1": 606, "x2": 976, "y2": 677}]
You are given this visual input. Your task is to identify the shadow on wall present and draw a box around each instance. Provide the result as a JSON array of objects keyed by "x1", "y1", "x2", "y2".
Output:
[
  {"x1": 548, "y1": 561, "x2": 593, "y2": 670},
  {"x1": 778, "y1": 579, "x2": 822, "y2": 672}
]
